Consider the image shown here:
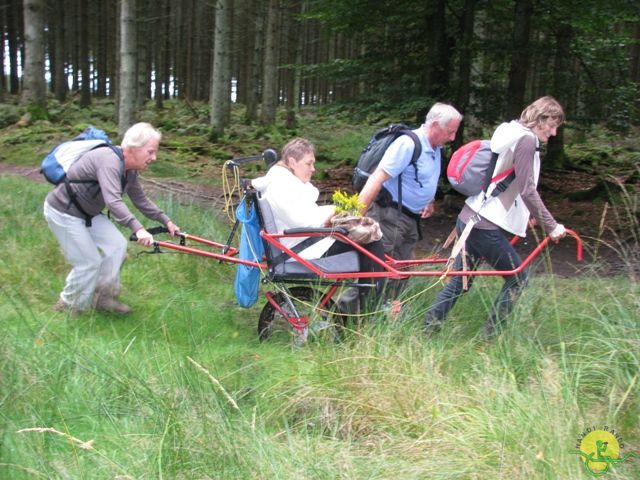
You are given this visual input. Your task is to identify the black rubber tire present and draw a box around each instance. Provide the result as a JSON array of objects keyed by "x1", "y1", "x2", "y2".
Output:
[{"x1": 257, "y1": 286, "x2": 345, "y2": 343}]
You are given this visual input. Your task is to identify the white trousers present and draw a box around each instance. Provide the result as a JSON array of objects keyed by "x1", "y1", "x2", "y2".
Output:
[{"x1": 44, "y1": 201, "x2": 128, "y2": 310}]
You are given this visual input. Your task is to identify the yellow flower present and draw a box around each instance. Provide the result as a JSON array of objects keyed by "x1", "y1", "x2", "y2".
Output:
[{"x1": 332, "y1": 190, "x2": 365, "y2": 216}]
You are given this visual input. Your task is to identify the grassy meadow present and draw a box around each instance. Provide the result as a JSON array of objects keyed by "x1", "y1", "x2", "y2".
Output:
[{"x1": 1, "y1": 174, "x2": 638, "y2": 479}]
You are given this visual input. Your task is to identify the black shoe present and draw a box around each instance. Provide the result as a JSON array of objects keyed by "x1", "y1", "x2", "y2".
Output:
[
  {"x1": 482, "y1": 318, "x2": 504, "y2": 339},
  {"x1": 423, "y1": 316, "x2": 443, "y2": 336}
]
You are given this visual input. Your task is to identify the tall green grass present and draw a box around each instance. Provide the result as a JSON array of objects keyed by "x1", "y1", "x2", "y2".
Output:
[{"x1": 1, "y1": 176, "x2": 638, "y2": 479}]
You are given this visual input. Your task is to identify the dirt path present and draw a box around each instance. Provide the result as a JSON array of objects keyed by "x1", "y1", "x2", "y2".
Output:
[{"x1": 1, "y1": 162, "x2": 632, "y2": 278}]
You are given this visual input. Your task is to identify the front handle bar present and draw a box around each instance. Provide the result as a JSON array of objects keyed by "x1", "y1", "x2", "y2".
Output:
[{"x1": 129, "y1": 225, "x2": 170, "y2": 242}]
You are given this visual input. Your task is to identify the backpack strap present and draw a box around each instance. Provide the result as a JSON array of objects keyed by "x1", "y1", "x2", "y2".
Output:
[
  {"x1": 397, "y1": 130, "x2": 423, "y2": 239},
  {"x1": 65, "y1": 145, "x2": 126, "y2": 227},
  {"x1": 269, "y1": 236, "x2": 324, "y2": 268},
  {"x1": 396, "y1": 129, "x2": 422, "y2": 210},
  {"x1": 64, "y1": 177, "x2": 95, "y2": 227},
  {"x1": 405, "y1": 130, "x2": 423, "y2": 188}
]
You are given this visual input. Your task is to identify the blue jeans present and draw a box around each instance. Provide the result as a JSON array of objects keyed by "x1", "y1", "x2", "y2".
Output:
[{"x1": 425, "y1": 219, "x2": 529, "y2": 331}]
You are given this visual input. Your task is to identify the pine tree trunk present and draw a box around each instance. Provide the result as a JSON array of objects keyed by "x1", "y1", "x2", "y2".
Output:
[
  {"x1": 505, "y1": 0, "x2": 533, "y2": 120},
  {"x1": 7, "y1": 0, "x2": 21, "y2": 95},
  {"x1": 136, "y1": 0, "x2": 149, "y2": 108},
  {"x1": 118, "y1": 0, "x2": 137, "y2": 135},
  {"x1": 210, "y1": 0, "x2": 232, "y2": 135},
  {"x1": 454, "y1": 0, "x2": 477, "y2": 144},
  {"x1": 546, "y1": 23, "x2": 574, "y2": 168},
  {"x1": 53, "y1": 0, "x2": 67, "y2": 102},
  {"x1": 21, "y1": 0, "x2": 47, "y2": 111},
  {"x1": 260, "y1": 0, "x2": 279, "y2": 125},
  {"x1": 283, "y1": 2, "x2": 297, "y2": 128},
  {"x1": 79, "y1": 0, "x2": 91, "y2": 106},
  {"x1": 245, "y1": 0, "x2": 264, "y2": 123},
  {"x1": 154, "y1": 0, "x2": 167, "y2": 108}
]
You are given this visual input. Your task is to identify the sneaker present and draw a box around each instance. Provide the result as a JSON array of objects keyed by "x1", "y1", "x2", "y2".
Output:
[{"x1": 94, "y1": 296, "x2": 132, "y2": 314}]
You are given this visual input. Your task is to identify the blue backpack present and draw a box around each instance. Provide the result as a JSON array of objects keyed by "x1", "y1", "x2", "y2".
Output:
[
  {"x1": 41, "y1": 126, "x2": 124, "y2": 227},
  {"x1": 234, "y1": 196, "x2": 264, "y2": 308},
  {"x1": 40, "y1": 126, "x2": 121, "y2": 185}
]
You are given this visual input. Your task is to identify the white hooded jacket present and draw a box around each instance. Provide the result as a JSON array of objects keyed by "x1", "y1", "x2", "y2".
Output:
[
  {"x1": 251, "y1": 165, "x2": 336, "y2": 259},
  {"x1": 465, "y1": 121, "x2": 539, "y2": 236}
]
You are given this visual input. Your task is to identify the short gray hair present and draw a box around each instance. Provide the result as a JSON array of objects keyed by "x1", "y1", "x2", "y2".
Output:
[
  {"x1": 121, "y1": 122, "x2": 162, "y2": 149},
  {"x1": 281, "y1": 137, "x2": 315, "y2": 166},
  {"x1": 425, "y1": 102, "x2": 463, "y2": 127}
]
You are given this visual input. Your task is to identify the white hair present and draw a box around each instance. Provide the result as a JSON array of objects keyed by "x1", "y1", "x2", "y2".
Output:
[
  {"x1": 121, "y1": 122, "x2": 162, "y2": 148},
  {"x1": 425, "y1": 103, "x2": 463, "y2": 127}
]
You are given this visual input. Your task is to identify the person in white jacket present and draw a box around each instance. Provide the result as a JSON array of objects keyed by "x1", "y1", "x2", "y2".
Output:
[
  {"x1": 252, "y1": 137, "x2": 386, "y2": 309},
  {"x1": 424, "y1": 96, "x2": 568, "y2": 337}
]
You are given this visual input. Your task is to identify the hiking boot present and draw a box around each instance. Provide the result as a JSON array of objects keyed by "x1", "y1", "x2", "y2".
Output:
[
  {"x1": 53, "y1": 299, "x2": 83, "y2": 316},
  {"x1": 482, "y1": 316, "x2": 506, "y2": 339},
  {"x1": 336, "y1": 287, "x2": 360, "y2": 315},
  {"x1": 94, "y1": 295, "x2": 132, "y2": 314},
  {"x1": 423, "y1": 315, "x2": 443, "y2": 336}
]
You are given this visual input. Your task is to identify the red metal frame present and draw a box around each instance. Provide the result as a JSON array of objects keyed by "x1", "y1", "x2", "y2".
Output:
[
  {"x1": 150, "y1": 227, "x2": 583, "y2": 280},
  {"x1": 142, "y1": 223, "x2": 582, "y2": 335}
]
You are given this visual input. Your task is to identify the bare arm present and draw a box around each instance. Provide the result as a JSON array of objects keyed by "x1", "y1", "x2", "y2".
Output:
[{"x1": 358, "y1": 168, "x2": 392, "y2": 214}]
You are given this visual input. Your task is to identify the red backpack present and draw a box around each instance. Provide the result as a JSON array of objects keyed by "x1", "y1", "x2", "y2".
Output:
[{"x1": 447, "y1": 139, "x2": 515, "y2": 197}]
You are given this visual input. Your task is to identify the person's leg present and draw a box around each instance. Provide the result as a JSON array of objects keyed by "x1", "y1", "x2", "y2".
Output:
[
  {"x1": 369, "y1": 203, "x2": 417, "y2": 260},
  {"x1": 475, "y1": 230, "x2": 528, "y2": 336},
  {"x1": 89, "y1": 214, "x2": 128, "y2": 298},
  {"x1": 88, "y1": 214, "x2": 131, "y2": 313},
  {"x1": 326, "y1": 239, "x2": 385, "y2": 314},
  {"x1": 424, "y1": 219, "x2": 481, "y2": 331},
  {"x1": 369, "y1": 203, "x2": 418, "y2": 297},
  {"x1": 44, "y1": 201, "x2": 102, "y2": 311}
]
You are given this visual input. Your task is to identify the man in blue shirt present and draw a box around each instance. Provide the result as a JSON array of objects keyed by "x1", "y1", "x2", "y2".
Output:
[{"x1": 359, "y1": 103, "x2": 462, "y2": 261}]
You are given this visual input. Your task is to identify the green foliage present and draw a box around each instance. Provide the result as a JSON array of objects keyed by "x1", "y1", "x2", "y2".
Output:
[
  {"x1": 1, "y1": 97, "x2": 638, "y2": 190},
  {"x1": 564, "y1": 124, "x2": 640, "y2": 171},
  {"x1": 307, "y1": 0, "x2": 640, "y2": 127},
  {"x1": 25, "y1": 103, "x2": 49, "y2": 121},
  {"x1": 0, "y1": 103, "x2": 21, "y2": 128},
  {"x1": 1, "y1": 177, "x2": 639, "y2": 478}
]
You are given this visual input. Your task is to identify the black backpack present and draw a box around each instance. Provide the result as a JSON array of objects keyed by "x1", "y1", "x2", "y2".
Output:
[{"x1": 352, "y1": 123, "x2": 422, "y2": 197}]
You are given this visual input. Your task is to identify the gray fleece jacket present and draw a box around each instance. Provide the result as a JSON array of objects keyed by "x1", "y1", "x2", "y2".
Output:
[{"x1": 45, "y1": 146, "x2": 170, "y2": 233}]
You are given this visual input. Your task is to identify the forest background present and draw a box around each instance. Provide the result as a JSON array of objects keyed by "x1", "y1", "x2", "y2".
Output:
[
  {"x1": 6, "y1": 0, "x2": 640, "y2": 141},
  {"x1": 1, "y1": 0, "x2": 640, "y2": 478}
]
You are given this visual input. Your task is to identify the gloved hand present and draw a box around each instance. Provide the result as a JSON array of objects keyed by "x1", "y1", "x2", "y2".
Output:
[{"x1": 550, "y1": 223, "x2": 566, "y2": 241}]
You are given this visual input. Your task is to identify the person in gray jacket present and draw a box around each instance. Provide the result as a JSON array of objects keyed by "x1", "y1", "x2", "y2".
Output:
[{"x1": 44, "y1": 122, "x2": 180, "y2": 314}]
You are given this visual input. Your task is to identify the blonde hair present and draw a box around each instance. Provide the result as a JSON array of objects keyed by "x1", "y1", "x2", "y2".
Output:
[
  {"x1": 281, "y1": 138, "x2": 315, "y2": 166},
  {"x1": 121, "y1": 122, "x2": 162, "y2": 149},
  {"x1": 519, "y1": 96, "x2": 565, "y2": 128}
]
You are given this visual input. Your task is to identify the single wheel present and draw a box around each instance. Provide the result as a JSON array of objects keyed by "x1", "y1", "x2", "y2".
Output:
[{"x1": 257, "y1": 286, "x2": 345, "y2": 343}]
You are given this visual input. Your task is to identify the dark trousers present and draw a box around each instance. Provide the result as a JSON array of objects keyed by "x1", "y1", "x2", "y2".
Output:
[
  {"x1": 325, "y1": 239, "x2": 386, "y2": 308},
  {"x1": 425, "y1": 219, "x2": 529, "y2": 330}
]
